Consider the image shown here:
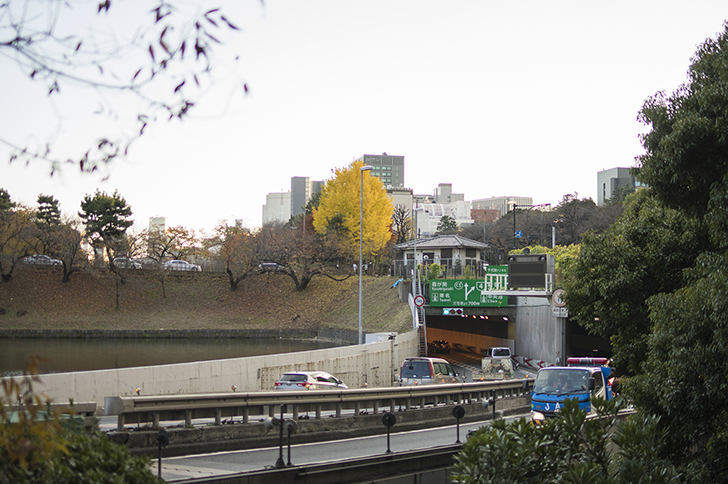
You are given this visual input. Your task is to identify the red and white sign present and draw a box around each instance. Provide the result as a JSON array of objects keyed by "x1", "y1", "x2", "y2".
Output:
[{"x1": 414, "y1": 295, "x2": 426, "y2": 307}]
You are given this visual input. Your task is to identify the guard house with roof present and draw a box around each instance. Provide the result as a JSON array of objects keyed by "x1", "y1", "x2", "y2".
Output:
[{"x1": 394, "y1": 235, "x2": 489, "y2": 280}]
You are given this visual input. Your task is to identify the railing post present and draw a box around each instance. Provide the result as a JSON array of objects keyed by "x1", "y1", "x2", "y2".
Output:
[
  {"x1": 214, "y1": 409, "x2": 221, "y2": 426},
  {"x1": 117, "y1": 413, "x2": 125, "y2": 432},
  {"x1": 185, "y1": 410, "x2": 192, "y2": 427},
  {"x1": 243, "y1": 407, "x2": 249, "y2": 424},
  {"x1": 153, "y1": 412, "x2": 160, "y2": 428}
]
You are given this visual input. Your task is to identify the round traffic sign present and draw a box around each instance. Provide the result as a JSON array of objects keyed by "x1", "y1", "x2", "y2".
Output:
[
  {"x1": 414, "y1": 295, "x2": 425, "y2": 307},
  {"x1": 553, "y1": 289, "x2": 566, "y2": 307}
]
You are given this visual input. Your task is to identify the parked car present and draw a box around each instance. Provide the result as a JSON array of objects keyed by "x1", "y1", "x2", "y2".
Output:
[
  {"x1": 258, "y1": 262, "x2": 286, "y2": 273},
  {"x1": 164, "y1": 260, "x2": 201, "y2": 272},
  {"x1": 398, "y1": 357, "x2": 462, "y2": 386},
  {"x1": 23, "y1": 255, "x2": 62, "y2": 266},
  {"x1": 428, "y1": 339, "x2": 451, "y2": 354},
  {"x1": 113, "y1": 257, "x2": 142, "y2": 269},
  {"x1": 274, "y1": 371, "x2": 348, "y2": 391}
]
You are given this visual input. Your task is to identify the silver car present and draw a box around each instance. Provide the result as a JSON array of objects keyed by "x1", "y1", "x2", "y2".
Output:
[
  {"x1": 164, "y1": 260, "x2": 201, "y2": 272},
  {"x1": 274, "y1": 371, "x2": 348, "y2": 391},
  {"x1": 23, "y1": 255, "x2": 62, "y2": 266},
  {"x1": 398, "y1": 357, "x2": 462, "y2": 386}
]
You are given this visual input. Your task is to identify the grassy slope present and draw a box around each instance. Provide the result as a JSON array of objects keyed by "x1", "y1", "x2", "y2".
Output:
[{"x1": 0, "y1": 266, "x2": 412, "y2": 334}]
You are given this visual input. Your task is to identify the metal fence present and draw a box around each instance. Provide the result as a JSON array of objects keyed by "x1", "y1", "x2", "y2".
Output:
[{"x1": 391, "y1": 258, "x2": 486, "y2": 279}]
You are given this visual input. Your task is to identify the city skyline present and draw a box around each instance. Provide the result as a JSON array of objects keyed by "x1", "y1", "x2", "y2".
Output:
[{"x1": 2, "y1": 1, "x2": 726, "y2": 233}]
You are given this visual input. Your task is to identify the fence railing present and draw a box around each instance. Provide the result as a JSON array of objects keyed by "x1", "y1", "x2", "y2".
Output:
[
  {"x1": 392, "y1": 258, "x2": 487, "y2": 279},
  {"x1": 105, "y1": 379, "x2": 531, "y2": 432}
]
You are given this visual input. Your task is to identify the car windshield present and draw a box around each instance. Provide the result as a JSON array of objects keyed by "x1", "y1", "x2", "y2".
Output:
[
  {"x1": 533, "y1": 369, "x2": 589, "y2": 395},
  {"x1": 401, "y1": 361, "x2": 432, "y2": 378},
  {"x1": 279, "y1": 374, "x2": 307, "y2": 382}
]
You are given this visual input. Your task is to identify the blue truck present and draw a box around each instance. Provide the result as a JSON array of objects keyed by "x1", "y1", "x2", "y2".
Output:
[{"x1": 530, "y1": 357, "x2": 614, "y2": 422}]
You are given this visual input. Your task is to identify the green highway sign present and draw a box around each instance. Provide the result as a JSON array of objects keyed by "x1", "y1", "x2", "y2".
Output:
[{"x1": 429, "y1": 266, "x2": 508, "y2": 308}]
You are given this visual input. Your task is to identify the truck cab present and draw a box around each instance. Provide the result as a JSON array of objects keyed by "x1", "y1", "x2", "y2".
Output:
[{"x1": 530, "y1": 358, "x2": 613, "y2": 422}]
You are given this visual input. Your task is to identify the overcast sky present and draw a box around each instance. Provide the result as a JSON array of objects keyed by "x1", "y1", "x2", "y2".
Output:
[{"x1": 2, "y1": 1, "x2": 727, "y2": 234}]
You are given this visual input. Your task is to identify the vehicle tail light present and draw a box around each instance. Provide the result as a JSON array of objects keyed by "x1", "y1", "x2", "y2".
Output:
[
  {"x1": 274, "y1": 382, "x2": 281, "y2": 387},
  {"x1": 414, "y1": 380, "x2": 419, "y2": 385}
]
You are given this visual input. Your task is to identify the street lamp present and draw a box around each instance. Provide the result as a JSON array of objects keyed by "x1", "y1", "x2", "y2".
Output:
[
  {"x1": 412, "y1": 205, "x2": 424, "y2": 296},
  {"x1": 359, "y1": 165, "x2": 373, "y2": 345}
]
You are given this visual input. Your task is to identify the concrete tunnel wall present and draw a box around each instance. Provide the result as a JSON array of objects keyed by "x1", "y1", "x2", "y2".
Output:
[{"x1": 15, "y1": 331, "x2": 419, "y2": 415}]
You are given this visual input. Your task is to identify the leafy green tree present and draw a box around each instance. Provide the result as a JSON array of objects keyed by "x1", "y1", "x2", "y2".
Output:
[
  {"x1": 78, "y1": 190, "x2": 133, "y2": 265},
  {"x1": 313, "y1": 160, "x2": 394, "y2": 260},
  {"x1": 608, "y1": 182, "x2": 636, "y2": 204},
  {"x1": 0, "y1": 358, "x2": 160, "y2": 483},
  {"x1": 452, "y1": 398, "x2": 678, "y2": 484},
  {"x1": 568, "y1": 23, "x2": 728, "y2": 479},
  {"x1": 35, "y1": 195, "x2": 61, "y2": 227},
  {"x1": 613, "y1": 23, "x2": 728, "y2": 480},
  {"x1": 1, "y1": 0, "x2": 242, "y2": 175},
  {"x1": 435, "y1": 215, "x2": 458, "y2": 235},
  {"x1": 0, "y1": 189, "x2": 13, "y2": 211},
  {"x1": 565, "y1": 191, "x2": 705, "y2": 373}
]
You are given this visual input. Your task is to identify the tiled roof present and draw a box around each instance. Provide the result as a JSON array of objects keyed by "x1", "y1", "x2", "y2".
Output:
[{"x1": 394, "y1": 235, "x2": 489, "y2": 250}]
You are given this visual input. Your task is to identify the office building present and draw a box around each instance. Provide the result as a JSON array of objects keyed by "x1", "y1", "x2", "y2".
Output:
[
  {"x1": 355, "y1": 153, "x2": 405, "y2": 187},
  {"x1": 291, "y1": 176, "x2": 323, "y2": 219},
  {"x1": 597, "y1": 167, "x2": 641, "y2": 206},
  {"x1": 262, "y1": 191, "x2": 291, "y2": 225},
  {"x1": 471, "y1": 196, "x2": 534, "y2": 217}
]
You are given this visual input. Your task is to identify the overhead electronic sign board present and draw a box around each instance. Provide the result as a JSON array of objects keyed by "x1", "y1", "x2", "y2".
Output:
[{"x1": 429, "y1": 266, "x2": 508, "y2": 308}]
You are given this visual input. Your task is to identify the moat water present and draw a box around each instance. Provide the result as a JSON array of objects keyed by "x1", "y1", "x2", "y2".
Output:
[{"x1": 0, "y1": 338, "x2": 342, "y2": 375}]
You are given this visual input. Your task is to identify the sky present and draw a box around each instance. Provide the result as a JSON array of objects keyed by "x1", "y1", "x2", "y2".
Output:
[{"x1": 2, "y1": 0, "x2": 727, "y2": 234}]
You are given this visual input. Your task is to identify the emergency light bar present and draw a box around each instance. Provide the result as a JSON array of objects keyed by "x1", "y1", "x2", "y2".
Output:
[{"x1": 567, "y1": 357, "x2": 610, "y2": 366}]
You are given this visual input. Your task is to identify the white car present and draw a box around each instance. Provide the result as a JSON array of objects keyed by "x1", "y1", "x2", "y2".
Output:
[
  {"x1": 23, "y1": 255, "x2": 62, "y2": 266},
  {"x1": 164, "y1": 260, "x2": 201, "y2": 272},
  {"x1": 274, "y1": 371, "x2": 348, "y2": 391}
]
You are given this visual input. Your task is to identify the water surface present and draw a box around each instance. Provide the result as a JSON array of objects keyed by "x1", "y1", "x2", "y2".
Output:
[{"x1": 0, "y1": 338, "x2": 341, "y2": 375}]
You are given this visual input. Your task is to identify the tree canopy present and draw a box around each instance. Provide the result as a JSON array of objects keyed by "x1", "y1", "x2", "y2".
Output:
[
  {"x1": 78, "y1": 190, "x2": 133, "y2": 262},
  {"x1": 313, "y1": 161, "x2": 394, "y2": 259},
  {"x1": 435, "y1": 215, "x2": 459, "y2": 235},
  {"x1": 566, "y1": 22, "x2": 728, "y2": 480}
]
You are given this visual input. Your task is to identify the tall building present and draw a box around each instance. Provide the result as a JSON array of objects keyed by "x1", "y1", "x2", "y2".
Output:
[
  {"x1": 262, "y1": 191, "x2": 291, "y2": 225},
  {"x1": 290, "y1": 176, "x2": 323, "y2": 219},
  {"x1": 355, "y1": 153, "x2": 405, "y2": 187},
  {"x1": 149, "y1": 216, "x2": 166, "y2": 233},
  {"x1": 433, "y1": 183, "x2": 464, "y2": 203},
  {"x1": 597, "y1": 167, "x2": 640, "y2": 206}
]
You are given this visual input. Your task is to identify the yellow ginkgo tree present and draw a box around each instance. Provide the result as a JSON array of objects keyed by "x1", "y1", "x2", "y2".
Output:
[{"x1": 313, "y1": 160, "x2": 394, "y2": 260}]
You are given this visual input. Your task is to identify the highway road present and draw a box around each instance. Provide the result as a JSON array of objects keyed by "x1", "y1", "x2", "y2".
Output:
[{"x1": 149, "y1": 413, "x2": 530, "y2": 482}]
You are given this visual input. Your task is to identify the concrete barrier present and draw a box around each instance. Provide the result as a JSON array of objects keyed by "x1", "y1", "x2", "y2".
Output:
[{"x1": 8, "y1": 331, "x2": 419, "y2": 414}]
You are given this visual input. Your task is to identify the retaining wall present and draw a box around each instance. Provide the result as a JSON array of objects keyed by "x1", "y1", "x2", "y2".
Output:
[{"x1": 3, "y1": 331, "x2": 419, "y2": 414}]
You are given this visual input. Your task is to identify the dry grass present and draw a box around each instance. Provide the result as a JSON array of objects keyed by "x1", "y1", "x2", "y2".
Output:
[{"x1": 0, "y1": 266, "x2": 412, "y2": 334}]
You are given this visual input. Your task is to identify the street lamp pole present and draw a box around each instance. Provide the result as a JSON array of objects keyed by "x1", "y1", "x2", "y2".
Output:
[
  {"x1": 412, "y1": 205, "x2": 423, "y2": 296},
  {"x1": 359, "y1": 165, "x2": 373, "y2": 345}
]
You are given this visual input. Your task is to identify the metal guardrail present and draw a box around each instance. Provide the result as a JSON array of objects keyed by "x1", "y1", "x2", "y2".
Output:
[
  {"x1": 5, "y1": 402, "x2": 97, "y2": 430},
  {"x1": 105, "y1": 379, "x2": 531, "y2": 432}
]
